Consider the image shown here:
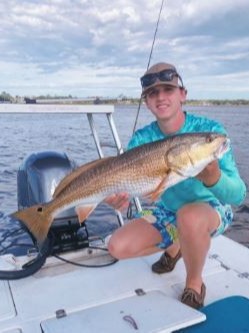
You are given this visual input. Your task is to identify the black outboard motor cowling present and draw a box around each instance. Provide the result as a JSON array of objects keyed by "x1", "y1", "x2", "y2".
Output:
[
  {"x1": 18, "y1": 151, "x2": 75, "y2": 210},
  {"x1": 17, "y1": 151, "x2": 89, "y2": 253}
]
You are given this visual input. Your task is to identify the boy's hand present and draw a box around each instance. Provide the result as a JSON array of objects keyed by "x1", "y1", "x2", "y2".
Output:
[
  {"x1": 196, "y1": 160, "x2": 221, "y2": 187},
  {"x1": 104, "y1": 193, "x2": 130, "y2": 211}
]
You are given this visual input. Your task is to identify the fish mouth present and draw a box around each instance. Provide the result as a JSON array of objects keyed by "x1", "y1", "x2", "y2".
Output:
[{"x1": 215, "y1": 138, "x2": 230, "y2": 158}]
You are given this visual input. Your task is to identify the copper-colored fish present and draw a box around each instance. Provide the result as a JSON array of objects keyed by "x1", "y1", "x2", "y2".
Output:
[{"x1": 12, "y1": 132, "x2": 229, "y2": 244}]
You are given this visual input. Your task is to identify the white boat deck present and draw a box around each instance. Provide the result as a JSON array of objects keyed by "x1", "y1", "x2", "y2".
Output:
[{"x1": 1, "y1": 235, "x2": 249, "y2": 333}]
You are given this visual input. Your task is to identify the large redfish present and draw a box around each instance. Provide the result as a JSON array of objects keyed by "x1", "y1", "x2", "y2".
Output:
[{"x1": 12, "y1": 132, "x2": 229, "y2": 244}]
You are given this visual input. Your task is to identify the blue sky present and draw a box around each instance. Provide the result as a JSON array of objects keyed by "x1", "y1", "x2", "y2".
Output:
[{"x1": 1, "y1": 0, "x2": 249, "y2": 99}]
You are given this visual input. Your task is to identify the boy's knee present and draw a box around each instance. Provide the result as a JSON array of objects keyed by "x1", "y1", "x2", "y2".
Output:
[
  {"x1": 177, "y1": 205, "x2": 195, "y2": 229},
  {"x1": 107, "y1": 236, "x2": 127, "y2": 259},
  {"x1": 177, "y1": 203, "x2": 213, "y2": 236}
]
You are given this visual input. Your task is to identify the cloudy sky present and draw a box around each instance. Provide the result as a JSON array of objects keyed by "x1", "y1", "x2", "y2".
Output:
[{"x1": 1, "y1": 0, "x2": 249, "y2": 99}]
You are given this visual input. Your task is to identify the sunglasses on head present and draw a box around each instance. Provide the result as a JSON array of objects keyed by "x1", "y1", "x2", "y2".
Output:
[{"x1": 140, "y1": 69, "x2": 184, "y2": 89}]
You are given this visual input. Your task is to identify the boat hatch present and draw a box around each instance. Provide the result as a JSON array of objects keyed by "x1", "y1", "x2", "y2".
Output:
[
  {"x1": 41, "y1": 290, "x2": 205, "y2": 333},
  {"x1": 0, "y1": 280, "x2": 16, "y2": 322}
]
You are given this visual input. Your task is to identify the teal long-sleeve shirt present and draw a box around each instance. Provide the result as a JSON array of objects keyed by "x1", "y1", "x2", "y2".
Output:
[{"x1": 127, "y1": 112, "x2": 246, "y2": 212}]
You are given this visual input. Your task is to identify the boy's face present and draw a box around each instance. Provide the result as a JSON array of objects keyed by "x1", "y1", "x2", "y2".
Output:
[{"x1": 145, "y1": 85, "x2": 187, "y2": 122}]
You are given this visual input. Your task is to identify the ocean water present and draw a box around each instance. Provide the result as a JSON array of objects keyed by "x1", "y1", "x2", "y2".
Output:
[{"x1": 0, "y1": 104, "x2": 248, "y2": 255}]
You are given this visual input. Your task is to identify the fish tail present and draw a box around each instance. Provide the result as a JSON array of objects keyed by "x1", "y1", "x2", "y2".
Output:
[{"x1": 12, "y1": 204, "x2": 53, "y2": 245}]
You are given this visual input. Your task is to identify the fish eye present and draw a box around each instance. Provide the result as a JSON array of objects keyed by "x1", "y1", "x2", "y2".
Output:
[
  {"x1": 37, "y1": 207, "x2": 43, "y2": 212},
  {"x1": 206, "y1": 135, "x2": 213, "y2": 143}
]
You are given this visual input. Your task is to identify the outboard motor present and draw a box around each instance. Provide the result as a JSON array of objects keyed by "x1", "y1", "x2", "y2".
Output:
[
  {"x1": 17, "y1": 151, "x2": 89, "y2": 253},
  {"x1": 0, "y1": 151, "x2": 118, "y2": 280}
]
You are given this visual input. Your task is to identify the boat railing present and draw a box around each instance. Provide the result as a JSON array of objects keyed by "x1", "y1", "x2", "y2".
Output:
[{"x1": 0, "y1": 104, "x2": 142, "y2": 225}]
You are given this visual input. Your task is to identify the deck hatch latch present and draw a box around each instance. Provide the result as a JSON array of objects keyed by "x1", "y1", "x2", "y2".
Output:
[
  {"x1": 135, "y1": 288, "x2": 146, "y2": 296},
  {"x1": 55, "y1": 309, "x2": 67, "y2": 319}
]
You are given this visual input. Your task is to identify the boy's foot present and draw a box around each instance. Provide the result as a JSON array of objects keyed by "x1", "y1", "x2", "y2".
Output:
[
  {"x1": 181, "y1": 283, "x2": 206, "y2": 309},
  {"x1": 152, "y1": 250, "x2": 181, "y2": 274}
]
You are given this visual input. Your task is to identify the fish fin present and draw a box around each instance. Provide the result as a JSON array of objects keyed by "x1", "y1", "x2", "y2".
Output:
[
  {"x1": 144, "y1": 174, "x2": 170, "y2": 202},
  {"x1": 53, "y1": 157, "x2": 114, "y2": 198},
  {"x1": 11, "y1": 204, "x2": 53, "y2": 246},
  {"x1": 75, "y1": 204, "x2": 97, "y2": 224}
]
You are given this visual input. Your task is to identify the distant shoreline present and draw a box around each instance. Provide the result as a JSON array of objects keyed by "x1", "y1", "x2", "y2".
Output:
[
  {"x1": 1, "y1": 99, "x2": 249, "y2": 107},
  {"x1": 1, "y1": 90, "x2": 249, "y2": 106}
]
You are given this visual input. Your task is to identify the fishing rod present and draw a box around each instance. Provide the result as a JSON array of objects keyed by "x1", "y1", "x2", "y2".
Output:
[
  {"x1": 132, "y1": 0, "x2": 165, "y2": 135},
  {"x1": 127, "y1": 0, "x2": 165, "y2": 218}
]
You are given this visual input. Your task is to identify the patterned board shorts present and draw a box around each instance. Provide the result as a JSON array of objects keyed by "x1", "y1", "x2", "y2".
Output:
[{"x1": 134, "y1": 201, "x2": 233, "y2": 249}]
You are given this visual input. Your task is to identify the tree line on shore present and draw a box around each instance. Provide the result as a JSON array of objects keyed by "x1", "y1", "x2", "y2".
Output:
[{"x1": 1, "y1": 91, "x2": 249, "y2": 106}]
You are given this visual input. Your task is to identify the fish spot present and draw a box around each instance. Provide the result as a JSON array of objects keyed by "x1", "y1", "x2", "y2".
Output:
[{"x1": 37, "y1": 207, "x2": 43, "y2": 212}]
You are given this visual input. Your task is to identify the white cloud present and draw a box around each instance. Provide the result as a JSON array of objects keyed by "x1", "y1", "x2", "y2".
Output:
[{"x1": 0, "y1": 0, "x2": 248, "y2": 98}]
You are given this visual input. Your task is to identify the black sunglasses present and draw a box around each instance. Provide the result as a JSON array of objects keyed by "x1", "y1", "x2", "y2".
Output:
[{"x1": 140, "y1": 69, "x2": 184, "y2": 89}]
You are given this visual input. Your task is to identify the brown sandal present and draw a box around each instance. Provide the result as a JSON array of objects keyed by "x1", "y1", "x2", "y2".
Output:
[
  {"x1": 181, "y1": 283, "x2": 206, "y2": 309},
  {"x1": 152, "y1": 250, "x2": 181, "y2": 274}
]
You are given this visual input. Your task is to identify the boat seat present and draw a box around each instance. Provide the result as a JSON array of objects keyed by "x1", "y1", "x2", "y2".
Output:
[{"x1": 175, "y1": 295, "x2": 249, "y2": 333}]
